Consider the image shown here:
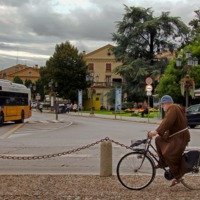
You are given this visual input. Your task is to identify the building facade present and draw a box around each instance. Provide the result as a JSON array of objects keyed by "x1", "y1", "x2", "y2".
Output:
[
  {"x1": 83, "y1": 44, "x2": 123, "y2": 110},
  {"x1": 0, "y1": 64, "x2": 40, "y2": 83}
]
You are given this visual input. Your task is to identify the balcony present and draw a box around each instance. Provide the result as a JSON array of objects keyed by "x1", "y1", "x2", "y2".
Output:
[{"x1": 93, "y1": 82, "x2": 124, "y2": 88}]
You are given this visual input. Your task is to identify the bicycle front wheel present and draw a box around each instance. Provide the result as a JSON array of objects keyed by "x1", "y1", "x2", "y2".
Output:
[
  {"x1": 182, "y1": 167, "x2": 200, "y2": 190},
  {"x1": 117, "y1": 152, "x2": 156, "y2": 190}
]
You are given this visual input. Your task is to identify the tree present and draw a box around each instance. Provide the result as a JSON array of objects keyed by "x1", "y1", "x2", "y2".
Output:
[
  {"x1": 35, "y1": 78, "x2": 44, "y2": 101},
  {"x1": 40, "y1": 41, "x2": 89, "y2": 102},
  {"x1": 112, "y1": 6, "x2": 189, "y2": 61},
  {"x1": 111, "y1": 6, "x2": 189, "y2": 104},
  {"x1": 13, "y1": 76, "x2": 23, "y2": 84},
  {"x1": 189, "y1": 9, "x2": 200, "y2": 37},
  {"x1": 24, "y1": 79, "x2": 32, "y2": 88},
  {"x1": 156, "y1": 39, "x2": 200, "y2": 105}
]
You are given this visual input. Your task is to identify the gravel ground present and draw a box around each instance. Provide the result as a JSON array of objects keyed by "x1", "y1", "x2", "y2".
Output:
[{"x1": 0, "y1": 175, "x2": 199, "y2": 199}]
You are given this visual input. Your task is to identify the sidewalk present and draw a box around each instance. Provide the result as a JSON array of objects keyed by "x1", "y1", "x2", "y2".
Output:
[
  {"x1": 65, "y1": 111, "x2": 163, "y2": 124},
  {"x1": 0, "y1": 174, "x2": 198, "y2": 199},
  {"x1": 34, "y1": 108, "x2": 162, "y2": 124}
]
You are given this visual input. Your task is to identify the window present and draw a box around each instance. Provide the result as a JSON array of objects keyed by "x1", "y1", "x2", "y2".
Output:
[
  {"x1": 187, "y1": 105, "x2": 200, "y2": 112},
  {"x1": 29, "y1": 71, "x2": 32, "y2": 75},
  {"x1": 15, "y1": 67, "x2": 19, "y2": 72},
  {"x1": 89, "y1": 63, "x2": 94, "y2": 71},
  {"x1": 113, "y1": 78, "x2": 122, "y2": 83},
  {"x1": 3, "y1": 73, "x2": 6, "y2": 78},
  {"x1": 106, "y1": 64, "x2": 111, "y2": 72},
  {"x1": 0, "y1": 91, "x2": 28, "y2": 106},
  {"x1": 106, "y1": 76, "x2": 111, "y2": 82}
]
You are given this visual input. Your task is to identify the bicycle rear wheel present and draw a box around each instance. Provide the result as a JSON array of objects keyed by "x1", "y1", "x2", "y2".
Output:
[
  {"x1": 182, "y1": 167, "x2": 200, "y2": 190},
  {"x1": 117, "y1": 151, "x2": 156, "y2": 190}
]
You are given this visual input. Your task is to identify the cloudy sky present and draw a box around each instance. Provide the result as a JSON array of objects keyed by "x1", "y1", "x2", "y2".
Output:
[{"x1": 0, "y1": 0, "x2": 199, "y2": 70}]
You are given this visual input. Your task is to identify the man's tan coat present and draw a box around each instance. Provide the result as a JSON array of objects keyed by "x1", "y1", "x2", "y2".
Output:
[{"x1": 155, "y1": 104, "x2": 190, "y2": 179}]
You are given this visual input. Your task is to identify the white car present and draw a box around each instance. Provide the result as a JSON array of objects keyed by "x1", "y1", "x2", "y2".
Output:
[{"x1": 31, "y1": 102, "x2": 37, "y2": 108}]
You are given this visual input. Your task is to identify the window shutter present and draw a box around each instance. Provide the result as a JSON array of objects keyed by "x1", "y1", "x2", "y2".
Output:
[
  {"x1": 106, "y1": 64, "x2": 111, "y2": 72},
  {"x1": 89, "y1": 63, "x2": 94, "y2": 71}
]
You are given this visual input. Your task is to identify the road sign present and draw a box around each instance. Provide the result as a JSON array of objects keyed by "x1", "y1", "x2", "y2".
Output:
[
  {"x1": 146, "y1": 85, "x2": 153, "y2": 92},
  {"x1": 145, "y1": 77, "x2": 153, "y2": 85},
  {"x1": 36, "y1": 96, "x2": 41, "y2": 100},
  {"x1": 147, "y1": 92, "x2": 152, "y2": 96}
]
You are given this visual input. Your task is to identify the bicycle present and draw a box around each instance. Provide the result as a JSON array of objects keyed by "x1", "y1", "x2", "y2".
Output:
[{"x1": 117, "y1": 134, "x2": 200, "y2": 190}]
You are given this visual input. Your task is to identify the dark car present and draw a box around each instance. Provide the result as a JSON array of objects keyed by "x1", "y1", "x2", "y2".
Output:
[{"x1": 186, "y1": 104, "x2": 200, "y2": 128}]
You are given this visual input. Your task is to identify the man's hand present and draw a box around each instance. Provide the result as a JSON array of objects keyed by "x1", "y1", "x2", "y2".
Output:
[{"x1": 148, "y1": 131, "x2": 158, "y2": 137}]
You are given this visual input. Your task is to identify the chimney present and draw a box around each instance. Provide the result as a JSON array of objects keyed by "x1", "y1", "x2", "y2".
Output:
[
  {"x1": 35, "y1": 64, "x2": 38, "y2": 69},
  {"x1": 83, "y1": 51, "x2": 86, "y2": 55}
]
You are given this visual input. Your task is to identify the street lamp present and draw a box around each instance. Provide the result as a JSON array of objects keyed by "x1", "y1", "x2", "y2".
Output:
[
  {"x1": 48, "y1": 80, "x2": 58, "y2": 118},
  {"x1": 86, "y1": 71, "x2": 99, "y2": 114},
  {"x1": 176, "y1": 49, "x2": 199, "y2": 108},
  {"x1": 29, "y1": 84, "x2": 36, "y2": 101}
]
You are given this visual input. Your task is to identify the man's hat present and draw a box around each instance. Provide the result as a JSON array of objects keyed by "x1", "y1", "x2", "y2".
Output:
[{"x1": 160, "y1": 95, "x2": 174, "y2": 104}]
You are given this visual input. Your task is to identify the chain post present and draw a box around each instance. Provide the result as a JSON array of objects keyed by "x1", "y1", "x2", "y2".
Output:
[{"x1": 0, "y1": 138, "x2": 133, "y2": 160}]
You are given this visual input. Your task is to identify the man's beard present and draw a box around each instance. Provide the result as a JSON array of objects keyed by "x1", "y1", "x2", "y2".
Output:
[{"x1": 163, "y1": 105, "x2": 168, "y2": 111}]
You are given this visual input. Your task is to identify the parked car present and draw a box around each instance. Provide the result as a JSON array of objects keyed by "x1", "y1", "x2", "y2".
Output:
[
  {"x1": 186, "y1": 104, "x2": 200, "y2": 128},
  {"x1": 31, "y1": 102, "x2": 37, "y2": 108}
]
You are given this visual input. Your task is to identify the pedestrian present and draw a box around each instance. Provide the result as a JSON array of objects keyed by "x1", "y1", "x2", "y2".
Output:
[
  {"x1": 70, "y1": 104, "x2": 73, "y2": 111},
  {"x1": 38, "y1": 103, "x2": 43, "y2": 113},
  {"x1": 67, "y1": 103, "x2": 70, "y2": 113},
  {"x1": 148, "y1": 95, "x2": 190, "y2": 187},
  {"x1": 73, "y1": 103, "x2": 77, "y2": 113},
  {"x1": 141, "y1": 107, "x2": 148, "y2": 117}
]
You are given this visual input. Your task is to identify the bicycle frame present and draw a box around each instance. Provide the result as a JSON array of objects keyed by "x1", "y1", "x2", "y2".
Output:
[{"x1": 134, "y1": 138, "x2": 169, "y2": 173}]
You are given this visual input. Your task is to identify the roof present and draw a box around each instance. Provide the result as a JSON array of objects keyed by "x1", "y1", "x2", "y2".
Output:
[
  {"x1": 84, "y1": 44, "x2": 113, "y2": 57},
  {"x1": 6, "y1": 67, "x2": 39, "y2": 77}
]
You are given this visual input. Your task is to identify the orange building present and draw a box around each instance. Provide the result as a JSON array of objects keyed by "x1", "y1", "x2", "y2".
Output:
[
  {"x1": 0, "y1": 64, "x2": 40, "y2": 83},
  {"x1": 83, "y1": 44, "x2": 124, "y2": 110}
]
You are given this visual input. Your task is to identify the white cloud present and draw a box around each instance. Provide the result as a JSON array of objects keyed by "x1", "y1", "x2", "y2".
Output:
[{"x1": 0, "y1": 0, "x2": 199, "y2": 69}]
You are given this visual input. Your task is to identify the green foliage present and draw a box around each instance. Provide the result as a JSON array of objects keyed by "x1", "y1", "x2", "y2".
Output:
[
  {"x1": 40, "y1": 41, "x2": 89, "y2": 103},
  {"x1": 43, "y1": 104, "x2": 50, "y2": 108},
  {"x1": 111, "y1": 5, "x2": 189, "y2": 61},
  {"x1": 24, "y1": 79, "x2": 32, "y2": 88},
  {"x1": 13, "y1": 76, "x2": 23, "y2": 84},
  {"x1": 189, "y1": 9, "x2": 200, "y2": 38},
  {"x1": 156, "y1": 38, "x2": 200, "y2": 104},
  {"x1": 111, "y1": 5, "x2": 189, "y2": 103},
  {"x1": 35, "y1": 78, "x2": 44, "y2": 101}
]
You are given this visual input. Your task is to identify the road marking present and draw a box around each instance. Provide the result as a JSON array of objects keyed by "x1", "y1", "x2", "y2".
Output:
[
  {"x1": 7, "y1": 121, "x2": 73, "y2": 139},
  {"x1": 40, "y1": 121, "x2": 50, "y2": 123},
  {"x1": 0, "y1": 123, "x2": 24, "y2": 138}
]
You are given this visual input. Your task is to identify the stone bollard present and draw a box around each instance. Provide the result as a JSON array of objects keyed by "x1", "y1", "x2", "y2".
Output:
[{"x1": 100, "y1": 141, "x2": 112, "y2": 177}]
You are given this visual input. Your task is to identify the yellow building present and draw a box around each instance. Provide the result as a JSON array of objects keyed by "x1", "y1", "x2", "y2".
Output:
[
  {"x1": 0, "y1": 64, "x2": 40, "y2": 83},
  {"x1": 83, "y1": 44, "x2": 123, "y2": 110}
]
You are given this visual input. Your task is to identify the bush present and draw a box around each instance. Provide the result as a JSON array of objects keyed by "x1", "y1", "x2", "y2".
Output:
[{"x1": 43, "y1": 104, "x2": 51, "y2": 108}]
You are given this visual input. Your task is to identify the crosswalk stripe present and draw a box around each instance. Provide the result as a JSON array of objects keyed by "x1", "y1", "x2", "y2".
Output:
[{"x1": 40, "y1": 121, "x2": 50, "y2": 123}]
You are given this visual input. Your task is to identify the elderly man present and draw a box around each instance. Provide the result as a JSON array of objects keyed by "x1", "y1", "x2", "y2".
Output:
[{"x1": 149, "y1": 95, "x2": 190, "y2": 187}]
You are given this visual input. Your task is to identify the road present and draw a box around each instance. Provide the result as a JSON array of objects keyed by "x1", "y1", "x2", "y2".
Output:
[{"x1": 0, "y1": 111, "x2": 199, "y2": 174}]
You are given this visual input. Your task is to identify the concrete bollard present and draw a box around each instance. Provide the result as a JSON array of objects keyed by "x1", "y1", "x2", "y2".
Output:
[{"x1": 100, "y1": 141, "x2": 112, "y2": 177}]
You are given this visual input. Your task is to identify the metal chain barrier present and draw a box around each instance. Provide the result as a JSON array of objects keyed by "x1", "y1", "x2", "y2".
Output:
[{"x1": 0, "y1": 137, "x2": 133, "y2": 160}]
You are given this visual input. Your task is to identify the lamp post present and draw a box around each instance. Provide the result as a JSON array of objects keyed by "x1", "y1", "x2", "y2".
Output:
[
  {"x1": 29, "y1": 84, "x2": 36, "y2": 101},
  {"x1": 48, "y1": 79, "x2": 58, "y2": 119},
  {"x1": 86, "y1": 71, "x2": 99, "y2": 114},
  {"x1": 176, "y1": 49, "x2": 198, "y2": 108}
]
